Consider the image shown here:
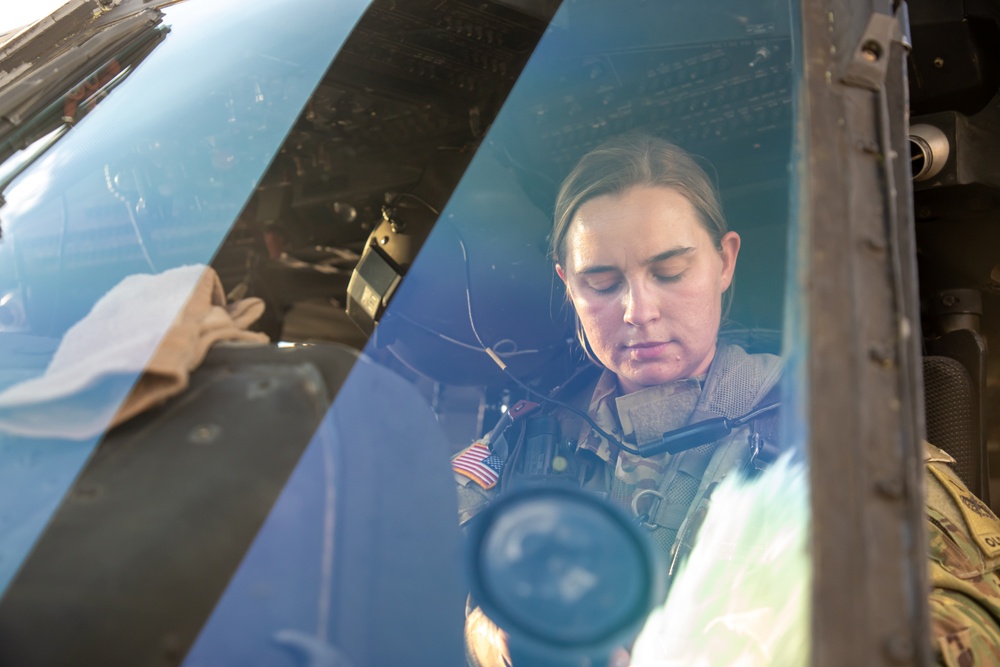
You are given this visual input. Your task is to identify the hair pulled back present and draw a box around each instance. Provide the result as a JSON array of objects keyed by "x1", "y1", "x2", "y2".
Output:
[
  {"x1": 551, "y1": 133, "x2": 734, "y2": 357},
  {"x1": 551, "y1": 132, "x2": 728, "y2": 264}
]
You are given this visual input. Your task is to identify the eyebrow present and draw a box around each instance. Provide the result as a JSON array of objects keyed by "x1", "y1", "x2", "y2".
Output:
[{"x1": 577, "y1": 246, "x2": 695, "y2": 275}]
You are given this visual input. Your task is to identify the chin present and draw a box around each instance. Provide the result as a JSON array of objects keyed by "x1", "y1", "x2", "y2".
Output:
[
  {"x1": 619, "y1": 366, "x2": 690, "y2": 392},
  {"x1": 655, "y1": 358, "x2": 698, "y2": 379}
]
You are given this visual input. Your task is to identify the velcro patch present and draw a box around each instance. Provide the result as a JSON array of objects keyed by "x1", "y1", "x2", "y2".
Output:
[
  {"x1": 928, "y1": 464, "x2": 1000, "y2": 559},
  {"x1": 452, "y1": 442, "x2": 504, "y2": 490}
]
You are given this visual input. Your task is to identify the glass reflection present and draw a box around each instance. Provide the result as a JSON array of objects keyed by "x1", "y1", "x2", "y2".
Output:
[
  {"x1": 0, "y1": 0, "x2": 366, "y2": 595},
  {"x1": 363, "y1": 0, "x2": 806, "y2": 664}
]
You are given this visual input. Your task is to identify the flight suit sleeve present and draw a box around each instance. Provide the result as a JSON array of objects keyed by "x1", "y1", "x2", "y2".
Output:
[{"x1": 925, "y1": 443, "x2": 1000, "y2": 666}]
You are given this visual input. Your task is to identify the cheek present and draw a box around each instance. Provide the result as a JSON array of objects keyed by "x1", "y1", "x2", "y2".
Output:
[
  {"x1": 684, "y1": 288, "x2": 721, "y2": 321},
  {"x1": 682, "y1": 290, "x2": 724, "y2": 341},
  {"x1": 571, "y1": 295, "x2": 621, "y2": 340},
  {"x1": 676, "y1": 270, "x2": 724, "y2": 311},
  {"x1": 568, "y1": 283, "x2": 614, "y2": 317}
]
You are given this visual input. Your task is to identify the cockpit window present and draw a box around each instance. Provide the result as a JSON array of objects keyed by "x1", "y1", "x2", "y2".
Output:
[
  {"x1": 0, "y1": 0, "x2": 811, "y2": 664},
  {"x1": 362, "y1": 0, "x2": 807, "y2": 663},
  {"x1": 0, "y1": 0, "x2": 370, "y2": 594},
  {"x1": 185, "y1": 0, "x2": 807, "y2": 664}
]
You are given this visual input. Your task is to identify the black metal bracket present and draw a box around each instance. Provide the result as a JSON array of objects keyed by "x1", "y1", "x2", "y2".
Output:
[{"x1": 841, "y1": 6, "x2": 911, "y2": 91}]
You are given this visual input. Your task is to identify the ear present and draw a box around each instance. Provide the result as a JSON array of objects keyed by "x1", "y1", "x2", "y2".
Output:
[
  {"x1": 555, "y1": 263, "x2": 567, "y2": 282},
  {"x1": 718, "y1": 231, "x2": 741, "y2": 292}
]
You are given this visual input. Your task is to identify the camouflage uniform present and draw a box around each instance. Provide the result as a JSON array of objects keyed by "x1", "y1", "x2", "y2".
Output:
[
  {"x1": 925, "y1": 442, "x2": 1000, "y2": 666},
  {"x1": 455, "y1": 342, "x2": 782, "y2": 559},
  {"x1": 565, "y1": 343, "x2": 780, "y2": 561},
  {"x1": 459, "y1": 343, "x2": 782, "y2": 666},
  {"x1": 462, "y1": 350, "x2": 1000, "y2": 665}
]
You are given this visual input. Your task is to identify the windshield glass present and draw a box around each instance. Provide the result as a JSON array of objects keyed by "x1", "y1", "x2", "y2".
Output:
[
  {"x1": 0, "y1": 0, "x2": 369, "y2": 593},
  {"x1": 0, "y1": 0, "x2": 809, "y2": 664},
  {"x1": 187, "y1": 0, "x2": 807, "y2": 664}
]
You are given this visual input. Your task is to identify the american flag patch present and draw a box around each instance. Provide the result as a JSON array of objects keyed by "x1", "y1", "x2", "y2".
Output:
[{"x1": 452, "y1": 442, "x2": 504, "y2": 489}]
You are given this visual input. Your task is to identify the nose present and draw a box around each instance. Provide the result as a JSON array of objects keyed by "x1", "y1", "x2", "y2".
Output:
[{"x1": 623, "y1": 281, "x2": 659, "y2": 326}]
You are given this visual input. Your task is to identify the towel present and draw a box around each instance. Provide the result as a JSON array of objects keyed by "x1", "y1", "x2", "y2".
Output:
[{"x1": 0, "y1": 264, "x2": 269, "y2": 440}]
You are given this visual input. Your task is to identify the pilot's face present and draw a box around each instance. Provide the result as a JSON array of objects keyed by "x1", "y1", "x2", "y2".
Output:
[{"x1": 557, "y1": 185, "x2": 740, "y2": 394}]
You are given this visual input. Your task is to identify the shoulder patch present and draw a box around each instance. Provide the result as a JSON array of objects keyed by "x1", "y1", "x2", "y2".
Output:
[
  {"x1": 928, "y1": 464, "x2": 1000, "y2": 559},
  {"x1": 452, "y1": 442, "x2": 504, "y2": 490}
]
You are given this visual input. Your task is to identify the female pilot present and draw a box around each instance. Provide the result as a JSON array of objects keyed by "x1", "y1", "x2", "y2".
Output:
[
  {"x1": 465, "y1": 132, "x2": 1000, "y2": 667},
  {"x1": 462, "y1": 132, "x2": 783, "y2": 666},
  {"x1": 544, "y1": 131, "x2": 782, "y2": 555}
]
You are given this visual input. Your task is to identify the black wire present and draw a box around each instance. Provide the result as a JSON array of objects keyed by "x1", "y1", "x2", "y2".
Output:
[
  {"x1": 504, "y1": 361, "x2": 644, "y2": 456},
  {"x1": 388, "y1": 191, "x2": 440, "y2": 216},
  {"x1": 877, "y1": 83, "x2": 920, "y2": 468},
  {"x1": 451, "y1": 223, "x2": 644, "y2": 456},
  {"x1": 728, "y1": 401, "x2": 781, "y2": 428},
  {"x1": 449, "y1": 219, "x2": 779, "y2": 459}
]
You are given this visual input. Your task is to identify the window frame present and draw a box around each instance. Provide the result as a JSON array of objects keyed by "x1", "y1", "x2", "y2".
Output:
[{"x1": 796, "y1": 1, "x2": 931, "y2": 664}]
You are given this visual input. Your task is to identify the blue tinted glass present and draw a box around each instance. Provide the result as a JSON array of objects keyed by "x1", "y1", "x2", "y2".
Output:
[
  {"x1": 377, "y1": 2, "x2": 795, "y2": 385},
  {"x1": 367, "y1": 0, "x2": 808, "y2": 663},
  {"x1": 0, "y1": 0, "x2": 368, "y2": 594},
  {"x1": 21, "y1": 0, "x2": 812, "y2": 663},
  {"x1": 180, "y1": 356, "x2": 467, "y2": 667}
]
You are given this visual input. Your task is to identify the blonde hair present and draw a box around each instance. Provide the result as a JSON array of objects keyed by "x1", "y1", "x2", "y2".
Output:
[{"x1": 551, "y1": 133, "x2": 733, "y2": 356}]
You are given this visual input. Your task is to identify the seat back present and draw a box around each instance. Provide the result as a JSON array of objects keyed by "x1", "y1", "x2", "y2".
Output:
[{"x1": 924, "y1": 354, "x2": 988, "y2": 502}]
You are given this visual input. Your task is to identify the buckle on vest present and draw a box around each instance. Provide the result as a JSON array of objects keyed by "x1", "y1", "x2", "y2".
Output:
[
  {"x1": 631, "y1": 489, "x2": 666, "y2": 530},
  {"x1": 746, "y1": 431, "x2": 780, "y2": 473}
]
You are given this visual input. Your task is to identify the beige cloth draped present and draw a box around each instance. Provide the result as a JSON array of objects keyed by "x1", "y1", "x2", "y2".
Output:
[{"x1": 0, "y1": 264, "x2": 268, "y2": 440}]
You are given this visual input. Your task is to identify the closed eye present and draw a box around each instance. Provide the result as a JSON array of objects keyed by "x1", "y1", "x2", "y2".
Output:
[
  {"x1": 654, "y1": 272, "x2": 683, "y2": 284},
  {"x1": 587, "y1": 280, "x2": 621, "y2": 294}
]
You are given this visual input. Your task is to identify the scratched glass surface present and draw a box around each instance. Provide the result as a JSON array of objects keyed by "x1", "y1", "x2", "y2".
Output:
[
  {"x1": 188, "y1": 0, "x2": 809, "y2": 665},
  {"x1": 0, "y1": 0, "x2": 368, "y2": 595}
]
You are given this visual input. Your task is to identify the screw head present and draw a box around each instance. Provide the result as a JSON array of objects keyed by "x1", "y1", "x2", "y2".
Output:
[
  {"x1": 862, "y1": 40, "x2": 882, "y2": 62},
  {"x1": 189, "y1": 424, "x2": 222, "y2": 445}
]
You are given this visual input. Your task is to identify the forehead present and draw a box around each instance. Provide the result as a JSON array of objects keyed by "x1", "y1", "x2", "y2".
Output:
[{"x1": 563, "y1": 185, "x2": 710, "y2": 266}]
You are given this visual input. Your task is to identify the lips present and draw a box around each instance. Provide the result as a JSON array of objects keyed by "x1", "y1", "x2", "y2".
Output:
[{"x1": 623, "y1": 341, "x2": 671, "y2": 361}]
